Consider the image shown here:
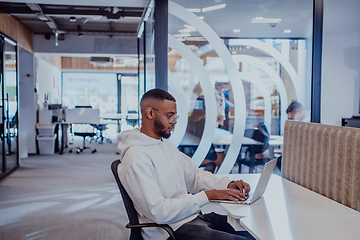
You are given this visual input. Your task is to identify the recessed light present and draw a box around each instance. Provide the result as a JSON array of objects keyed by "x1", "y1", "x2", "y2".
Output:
[
  {"x1": 284, "y1": 29, "x2": 291, "y2": 33},
  {"x1": 233, "y1": 29, "x2": 241, "y2": 33},
  {"x1": 174, "y1": 33, "x2": 191, "y2": 38},
  {"x1": 199, "y1": 16, "x2": 204, "y2": 20},
  {"x1": 252, "y1": 17, "x2": 282, "y2": 23},
  {"x1": 187, "y1": 8, "x2": 201, "y2": 12},
  {"x1": 178, "y1": 28, "x2": 192, "y2": 33},
  {"x1": 202, "y1": 4, "x2": 226, "y2": 12}
]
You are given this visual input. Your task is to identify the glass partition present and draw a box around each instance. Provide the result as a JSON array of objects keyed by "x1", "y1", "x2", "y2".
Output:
[
  {"x1": 0, "y1": 34, "x2": 19, "y2": 180},
  {"x1": 168, "y1": 0, "x2": 313, "y2": 174},
  {"x1": 62, "y1": 72, "x2": 118, "y2": 114}
]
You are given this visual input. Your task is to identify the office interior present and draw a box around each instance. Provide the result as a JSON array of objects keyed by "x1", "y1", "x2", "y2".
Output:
[{"x1": 0, "y1": 0, "x2": 360, "y2": 239}]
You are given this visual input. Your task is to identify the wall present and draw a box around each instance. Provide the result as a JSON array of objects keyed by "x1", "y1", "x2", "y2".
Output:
[
  {"x1": 19, "y1": 49, "x2": 37, "y2": 154},
  {"x1": 321, "y1": 0, "x2": 360, "y2": 125},
  {"x1": 33, "y1": 34, "x2": 137, "y2": 55},
  {"x1": 36, "y1": 58, "x2": 62, "y2": 106}
]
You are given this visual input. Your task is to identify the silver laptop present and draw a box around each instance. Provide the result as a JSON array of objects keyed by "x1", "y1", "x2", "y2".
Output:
[{"x1": 211, "y1": 158, "x2": 278, "y2": 205}]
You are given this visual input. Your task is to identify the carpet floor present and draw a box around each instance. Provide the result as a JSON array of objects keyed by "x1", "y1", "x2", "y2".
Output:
[{"x1": 0, "y1": 136, "x2": 130, "y2": 240}]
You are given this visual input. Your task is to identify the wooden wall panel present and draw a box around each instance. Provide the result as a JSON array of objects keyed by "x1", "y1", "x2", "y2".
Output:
[
  {"x1": 0, "y1": 14, "x2": 33, "y2": 53},
  {"x1": 15, "y1": 20, "x2": 33, "y2": 52},
  {"x1": 61, "y1": 57, "x2": 138, "y2": 72},
  {"x1": 37, "y1": 55, "x2": 62, "y2": 69}
]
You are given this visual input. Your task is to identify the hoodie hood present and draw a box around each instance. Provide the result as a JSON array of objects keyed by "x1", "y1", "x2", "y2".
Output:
[{"x1": 117, "y1": 128, "x2": 162, "y2": 159}]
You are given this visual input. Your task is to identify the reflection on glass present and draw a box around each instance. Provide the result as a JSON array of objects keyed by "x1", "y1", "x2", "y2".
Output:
[
  {"x1": 120, "y1": 76, "x2": 139, "y2": 113},
  {"x1": 145, "y1": 4, "x2": 155, "y2": 91},
  {"x1": 4, "y1": 38, "x2": 18, "y2": 171},
  {"x1": 169, "y1": 0, "x2": 313, "y2": 173},
  {"x1": 62, "y1": 72, "x2": 118, "y2": 114}
]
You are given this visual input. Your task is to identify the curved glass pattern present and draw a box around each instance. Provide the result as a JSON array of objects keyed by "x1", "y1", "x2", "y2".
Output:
[{"x1": 168, "y1": 0, "x2": 312, "y2": 174}]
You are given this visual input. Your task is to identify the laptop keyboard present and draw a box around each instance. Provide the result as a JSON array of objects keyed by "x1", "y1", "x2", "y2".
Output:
[{"x1": 242, "y1": 192, "x2": 254, "y2": 203}]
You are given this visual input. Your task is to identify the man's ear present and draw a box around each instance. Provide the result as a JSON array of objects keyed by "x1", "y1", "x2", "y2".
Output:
[{"x1": 145, "y1": 107, "x2": 154, "y2": 120}]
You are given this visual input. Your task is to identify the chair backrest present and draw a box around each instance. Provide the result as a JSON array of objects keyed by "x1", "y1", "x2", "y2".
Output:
[
  {"x1": 111, "y1": 160, "x2": 143, "y2": 239},
  {"x1": 281, "y1": 121, "x2": 360, "y2": 211},
  {"x1": 244, "y1": 125, "x2": 270, "y2": 154}
]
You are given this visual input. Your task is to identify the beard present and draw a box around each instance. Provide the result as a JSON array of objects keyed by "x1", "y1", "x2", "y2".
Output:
[{"x1": 154, "y1": 118, "x2": 171, "y2": 139}]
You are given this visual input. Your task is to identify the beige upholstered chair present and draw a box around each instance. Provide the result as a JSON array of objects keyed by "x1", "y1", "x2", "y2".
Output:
[{"x1": 281, "y1": 121, "x2": 360, "y2": 211}]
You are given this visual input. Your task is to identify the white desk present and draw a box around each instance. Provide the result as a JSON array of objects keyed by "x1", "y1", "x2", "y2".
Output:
[
  {"x1": 269, "y1": 135, "x2": 283, "y2": 146},
  {"x1": 216, "y1": 174, "x2": 360, "y2": 240}
]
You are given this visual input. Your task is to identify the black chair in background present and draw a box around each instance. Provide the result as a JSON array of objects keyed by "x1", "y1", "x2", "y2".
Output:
[
  {"x1": 111, "y1": 160, "x2": 175, "y2": 240},
  {"x1": 69, "y1": 106, "x2": 97, "y2": 154},
  {"x1": 236, "y1": 124, "x2": 270, "y2": 173},
  {"x1": 70, "y1": 131, "x2": 97, "y2": 154}
]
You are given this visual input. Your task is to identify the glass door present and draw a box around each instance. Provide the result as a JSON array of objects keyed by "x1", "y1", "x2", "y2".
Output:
[
  {"x1": 0, "y1": 36, "x2": 3, "y2": 176},
  {"x1": 0, "y1": 34, "x2": 19, "y2": 180}
]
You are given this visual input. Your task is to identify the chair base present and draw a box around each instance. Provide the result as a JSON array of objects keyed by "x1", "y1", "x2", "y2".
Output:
[{"x1": 69, "y1": 132, "x2": 97, "y2": 154}]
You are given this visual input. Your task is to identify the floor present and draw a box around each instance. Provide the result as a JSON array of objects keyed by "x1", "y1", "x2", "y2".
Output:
[{"x1": 0, "y1": 135, "x2": 130, "y2": 240}]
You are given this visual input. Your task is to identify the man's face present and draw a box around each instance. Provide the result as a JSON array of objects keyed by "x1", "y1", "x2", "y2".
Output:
[
  {"x1": 153, "y1": 100, "x2": 178, "y2": 139},
  {"x1": 287, "y1": 110, "x2": 302, "y2": 121}
]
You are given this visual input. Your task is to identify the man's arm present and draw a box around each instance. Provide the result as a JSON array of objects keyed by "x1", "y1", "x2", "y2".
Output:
[{"x1": 179, "y1": 151, "x2": 251, "y2": 201}]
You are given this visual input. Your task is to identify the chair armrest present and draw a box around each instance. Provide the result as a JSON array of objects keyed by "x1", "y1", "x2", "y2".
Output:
[{"x1": 126, "y1": 223, "x2": 176, "y2": 240}]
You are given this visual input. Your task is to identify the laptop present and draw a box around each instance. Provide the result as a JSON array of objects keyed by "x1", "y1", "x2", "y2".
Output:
[{"x1": 211, "y1": 158, "x2": 278, "y2": 205}]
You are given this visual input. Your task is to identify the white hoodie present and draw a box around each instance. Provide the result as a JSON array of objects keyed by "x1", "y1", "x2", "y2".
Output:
[{"x1": 117, "y1": 128, "x2": 232, "y2": 240}]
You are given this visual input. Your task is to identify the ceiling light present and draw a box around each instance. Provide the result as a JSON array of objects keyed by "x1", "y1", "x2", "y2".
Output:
[
  {"x1": 187, "y1": 8, "x2": 201, "y2": 12},
  {"x1": 233, "y1": 29, "x2": 241, "y2": 33},
  {"x1": 252, "y1": 17, "x2": 282, "y2": 23},
  {"x1": 70, "y1": 16, "x2": 76, "y2": 22},
  {"x1": 184, "y1": 24, "x2": 196, "y2": 32},
  {"x1": 182, "y1": 36, "x2": 206, "y2": 41},
  {"x1": 178, "y1": 28, "x2": 192, "y2": 33},
  {"x1": 284, "y1": 29, "x2": 292, "y2": 33},
  {"x1": 202, "y1": 4, "x2": 226, "y2": 12},
  {"x1": 198, "y1": 16, "x2": 204, "y2": 20},
  {"x1": 174, "y1": 33, "x2": 191, "y2": 38}
]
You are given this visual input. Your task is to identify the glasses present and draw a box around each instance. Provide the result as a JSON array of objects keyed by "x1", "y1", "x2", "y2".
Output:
[{"x1": 152, "y1": 107, "x2": 179, "y2": 123}]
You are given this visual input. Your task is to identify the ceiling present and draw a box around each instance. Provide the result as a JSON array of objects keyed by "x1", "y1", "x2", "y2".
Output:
[
  {"x1": 0, "y1": 1, "x2": 148, "y2": 37},
  {"x1": 169, "y1": 0, "x2": 314, "y2": 39},
  {"x1": 1, "y1": 0, "x2": 359, "y2": 46}
]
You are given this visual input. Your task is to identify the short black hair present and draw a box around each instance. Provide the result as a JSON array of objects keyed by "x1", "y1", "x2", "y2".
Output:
[
  {"x1": 286, "y1": 100, "x2": 304, "y2": 114},
  {"x1": 140, "y1": 88, "x2": 176, "y2": 103}
]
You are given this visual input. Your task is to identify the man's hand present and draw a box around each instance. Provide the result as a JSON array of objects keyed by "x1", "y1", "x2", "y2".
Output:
[
  {"x1": 205, "y1": 189, "x2": 247, "y2": 202},
  {"x1": 227, "y1": 180, "x2": 250, "y2": 196}
]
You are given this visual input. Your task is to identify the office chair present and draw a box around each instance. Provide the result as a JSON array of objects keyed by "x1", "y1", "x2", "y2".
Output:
[
  {"x1": 111, "y1": 160, "x2": 175, "y2": 240},
  {"x1": 236, "y1": 124, "x2": 270, "y2": 173},
  {"x1": 69, "y1": 131, "x2": 97, "y2": 154},
  {"x1": 68, "y1": 106, "x2": 97, "y2": 154}
]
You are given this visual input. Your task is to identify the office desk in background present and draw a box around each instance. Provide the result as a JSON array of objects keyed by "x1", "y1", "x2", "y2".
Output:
[
  {"x1": 215, "y1": 174, "x2": 360, "y2": 240},
  {"x1": 57, "y1": 108, "x2": 101, "y2": 154},
  {"x1": 101, "y1": 113, "x2": 138, "y2": 132}
]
